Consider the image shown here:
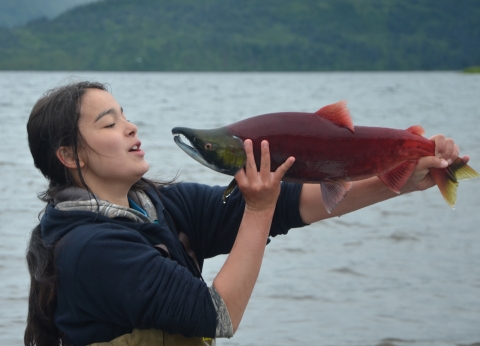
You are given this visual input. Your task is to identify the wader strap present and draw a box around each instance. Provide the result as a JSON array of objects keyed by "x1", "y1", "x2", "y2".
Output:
[
  {"x1": 178, "y1": 231, "x2": 201, "y2": 274},
  {"x1": 162, "y1": 207, "x2": 203, "y2": 280},
  {"x1": 154, "y1": 244, "x2": 171, "y2": 258},
  {"x1": 88, "y1": 328, "x2": 215, "y2": 346}
]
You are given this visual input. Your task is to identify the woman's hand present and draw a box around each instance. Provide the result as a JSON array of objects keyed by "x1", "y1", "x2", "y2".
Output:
[
  {"x1": 214, "y1": 139, "x2": 294, "y2": 334},
  {"x1": 300, "y1": 134, "x2": 471, "y2": 224},
  {"x1": 402, "y1": 134, "x2": 470, "y2": 193},
  {"x1": 234, "y1": 139, "x2": 295, "y2": 212}
]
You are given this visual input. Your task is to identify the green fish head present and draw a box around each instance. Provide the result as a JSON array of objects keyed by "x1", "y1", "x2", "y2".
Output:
[{"x1": 172, "y1": 126, "x2": 246, "y2": 176}]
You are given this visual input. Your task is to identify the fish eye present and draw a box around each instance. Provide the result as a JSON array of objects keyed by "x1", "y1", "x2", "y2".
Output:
[{"x1": 205, "y1": 143, "x2": 213, "y2": 150}]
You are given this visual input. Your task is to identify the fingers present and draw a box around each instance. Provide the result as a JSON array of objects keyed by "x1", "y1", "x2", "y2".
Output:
[
  {"x1": 235, "y1": 139, "x2": 295, "y2": 204},
  {"x1": 274, "y1": 156, "x2": 295, "y2": 181},
  {"x1": 258, "y1": 140, "x2": 295, "y2": 179},
  {"x1": 244, "y1": 139, "x2": 257, "y2": 179},
  {"x1": 415, "y1": 154, "x2": 470, "y2": 178},
  {"x1": 235, "y1": 139, "x2": 292, "y2": 211},
  {"x1": 417, "y1": 155, "x2": 448, "y2": 170},
  {"x1": 240, "y1": 139, "x2": 294, "y2": 177},
  {"x1": 430, "y1": 134, "x2": 460, "y2": 165},
  {"x1": 259, "y1": 140, "x2": 271, "y2": 181}
]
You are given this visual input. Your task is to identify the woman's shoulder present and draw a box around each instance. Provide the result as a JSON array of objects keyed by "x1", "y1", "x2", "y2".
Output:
[
  {"x1": 41, "y1": 202, "x2": 148, "y2": 243},
  {"x1": 53, "y1": 220, "x2": 156, "y2": 278},
  {"x1": 59, "y1": 220, "x2": 144, "y2": 251},
  {"x1": 156, "y1": 182, "x2": 229, "y2": 206},
  {"x1": 159, "y1": 181, "x2": 224, "y2": 195}
]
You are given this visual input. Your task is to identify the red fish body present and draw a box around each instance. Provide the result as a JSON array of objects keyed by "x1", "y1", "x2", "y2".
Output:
[
  {"x1": 228, "y1": 112, "x2": 434, "y2": 185},
  {"x1": 172, "y1": 101, "x2": 478, "y2": 212}
]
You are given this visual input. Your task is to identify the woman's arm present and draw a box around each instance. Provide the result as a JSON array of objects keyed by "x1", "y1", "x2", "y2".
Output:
[
  {"x1": 212, "y1": 139, "x2": 294, "y2": 334},
  {"x1": 300, "y1": 134, "x2": 469, "y2": 224}
]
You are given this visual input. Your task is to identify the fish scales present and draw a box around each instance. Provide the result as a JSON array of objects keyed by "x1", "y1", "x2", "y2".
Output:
[
  {"x1": 172, "y1": 101, "x2": 479, "y2": 212},
  {"x1": 227, "y1": 113, "x2": 434, "y2": 184}
]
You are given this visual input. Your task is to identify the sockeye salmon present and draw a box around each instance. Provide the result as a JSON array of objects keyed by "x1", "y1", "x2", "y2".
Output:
[{"x1": 172, "y1": 101, "x2": 479, "y2": 213}]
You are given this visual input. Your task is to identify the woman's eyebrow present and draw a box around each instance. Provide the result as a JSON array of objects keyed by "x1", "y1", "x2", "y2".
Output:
[{"x1": 94, "y1": 106, "x2": 123, "y2": 122}]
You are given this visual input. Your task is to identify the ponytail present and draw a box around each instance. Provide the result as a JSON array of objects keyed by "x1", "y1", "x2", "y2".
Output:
[{"x1": 24, "y1": 225, "x2": 62, "y2": 346}]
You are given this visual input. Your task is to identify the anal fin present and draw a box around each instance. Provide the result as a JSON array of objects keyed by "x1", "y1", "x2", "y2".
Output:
[
  {"x1": 378, "y1": 160, "x2": 418, "y2": 194},
  {"x1": 320, "y1": 181, "x2": 353, "y2": 213}
]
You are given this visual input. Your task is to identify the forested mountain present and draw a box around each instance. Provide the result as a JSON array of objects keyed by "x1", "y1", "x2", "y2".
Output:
[
  {"x1": 0, "y1": 0, "x2": 479, "y2": 71},
  {"x1": 0, "y1": 0, "x2": 100, "y2": 28}
]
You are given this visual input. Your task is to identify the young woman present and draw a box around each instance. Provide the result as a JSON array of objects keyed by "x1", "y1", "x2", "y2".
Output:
[{"x1": 24, "y1": 81, "x2": 465, "y2": 346}]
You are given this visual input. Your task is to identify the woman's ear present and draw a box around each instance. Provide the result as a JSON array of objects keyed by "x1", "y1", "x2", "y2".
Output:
[{"x1": 56, "y1": 146, "x2": 84, "y2": 169}]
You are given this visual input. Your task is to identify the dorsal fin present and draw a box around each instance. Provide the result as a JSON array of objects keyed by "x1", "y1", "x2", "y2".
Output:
[
  {"x1": 406, "y1": 125, "x2": 425, "y2": 136},
  {"x1": 315, "y1": 100, "x2": 354, "y2": 133}
]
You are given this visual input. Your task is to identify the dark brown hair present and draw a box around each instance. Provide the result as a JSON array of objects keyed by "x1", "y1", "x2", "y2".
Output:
[
  {"x1": 25, "y1": 82, "x2": 175, "y2": 345},
  {"x1": 25, "y1": 81, "x2": 106, "y2": 346},
  {"x1": 27, "y1": 81, "x2": 107, "y2": 203}
]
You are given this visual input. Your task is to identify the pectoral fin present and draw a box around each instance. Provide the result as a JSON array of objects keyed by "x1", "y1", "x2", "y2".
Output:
[
  {"x1": 320, "y1": 181, "x2": 353, "y2": 213},
  {"x1": 378, "y1": 160, "x2": 418, "y2": 194},
  {"x1": 222, "y1": 178, "x2": 238, "y2": 203}
]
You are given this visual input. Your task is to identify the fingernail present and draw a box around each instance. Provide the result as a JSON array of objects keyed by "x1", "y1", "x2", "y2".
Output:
[
  {"x1": 440, "y1": 159, "x2": 448, "y2": 167},
  {"x1": 447, "y1": 159, "x2": 452, "y2": 165}
]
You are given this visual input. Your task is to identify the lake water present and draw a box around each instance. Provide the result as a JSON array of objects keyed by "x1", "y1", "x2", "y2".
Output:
[{"x1": 1, "y1": 71, "x2": 479, "y2": 346}]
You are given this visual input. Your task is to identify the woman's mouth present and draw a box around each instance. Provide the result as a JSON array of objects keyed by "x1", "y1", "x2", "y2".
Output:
[{"x1": 129, "y1": 141, "x2": 142, "y2": 152}]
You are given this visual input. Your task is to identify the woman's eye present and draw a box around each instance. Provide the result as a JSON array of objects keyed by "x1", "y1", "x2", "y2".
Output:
[{"x1": 105, "y1": 123, "x2": 116, "y2": 128}]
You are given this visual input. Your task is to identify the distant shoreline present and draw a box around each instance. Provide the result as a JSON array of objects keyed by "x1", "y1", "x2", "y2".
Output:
[{"x1": 464, "y1": 66, "x2": 480, "y2": 73}]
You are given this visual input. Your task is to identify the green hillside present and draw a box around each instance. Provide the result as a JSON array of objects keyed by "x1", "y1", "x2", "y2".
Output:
[
  {"x1": 0, "y1": 0, "x2": 479, "y2": 71},
  {"x1": 0, "y1": 0, "x2": 100, "y2": 28}
]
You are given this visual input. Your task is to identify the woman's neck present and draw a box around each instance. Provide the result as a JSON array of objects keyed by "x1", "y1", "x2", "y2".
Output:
[
  {"x1": 70, "y1": 169, "x2": 138, "y2": 208},
  {"x1": 84, "y1": 182, "x2": 132, "y2": 208}
]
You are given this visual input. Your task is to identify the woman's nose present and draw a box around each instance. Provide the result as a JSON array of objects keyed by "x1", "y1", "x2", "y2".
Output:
[{"x1": 126, "y1": 120, "x2": 138, "y2": 136}]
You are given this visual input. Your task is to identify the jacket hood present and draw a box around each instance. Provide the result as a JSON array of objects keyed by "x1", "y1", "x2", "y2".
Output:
[
  {"x1": 40, "y1": 204, "x2": 103, "y2": 245},
  {"x1": 40, "y1": 186, "x2": 163, "y2": 245}
]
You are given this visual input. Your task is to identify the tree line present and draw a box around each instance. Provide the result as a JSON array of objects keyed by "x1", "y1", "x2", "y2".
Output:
[{"x1": 0, "y1": 0, "x2": 479, "y2": 71}]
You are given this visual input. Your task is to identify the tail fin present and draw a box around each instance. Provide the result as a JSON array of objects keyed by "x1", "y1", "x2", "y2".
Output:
[
  {"x1": 429, "y1": 158, "x2": 480, "y2": 208},
  {"x1": 449, "y1": 158, "x2": 480, "y2": 180}
]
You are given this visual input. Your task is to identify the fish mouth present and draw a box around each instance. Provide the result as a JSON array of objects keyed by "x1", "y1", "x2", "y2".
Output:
[
  {"x1": 173, "y1": 133, "x2": 220, "y2": 171},
  {"x1": 172, "y1": 133, "x2": 196, "y2": 156},
  {"x1": 172, "y1": 126, "x2": 246, "y2": 176}
]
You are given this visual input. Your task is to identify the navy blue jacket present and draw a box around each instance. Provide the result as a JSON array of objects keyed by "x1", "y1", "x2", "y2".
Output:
[{"x1": 40, "y1": 182, "x2": 305, "y2": 345}]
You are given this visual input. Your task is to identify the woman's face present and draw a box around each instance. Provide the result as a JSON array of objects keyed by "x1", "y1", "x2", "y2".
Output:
[{"x1": 76, "y1": 88, "x2": 149, "y2": 191}]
